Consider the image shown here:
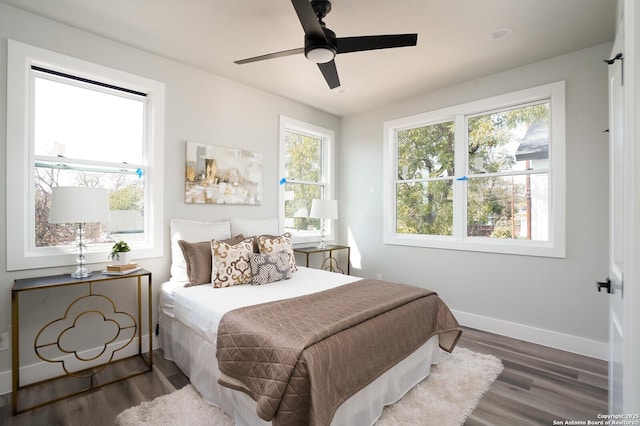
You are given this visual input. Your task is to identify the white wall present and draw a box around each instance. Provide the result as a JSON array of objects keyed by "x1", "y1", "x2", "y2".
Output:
[
  {"x1": 340, "y1": 43, "x2": 611, "y2": 359},
  {"x1": 0, "y1": 3, "x2": 339, "y2": 392}
]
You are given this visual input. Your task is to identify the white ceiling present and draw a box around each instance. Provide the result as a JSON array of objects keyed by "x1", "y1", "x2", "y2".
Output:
[{"x1": 2, "y1": 0, "x2": 615, "y2": 116}]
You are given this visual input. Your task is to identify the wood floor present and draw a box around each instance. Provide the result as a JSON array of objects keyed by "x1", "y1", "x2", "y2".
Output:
[
  {"x1": 461, "y1": 327, "x2": 608, "y2": 425},
  {"x1": 0, "y1": 326, "x2": 608, "y2": 426}
]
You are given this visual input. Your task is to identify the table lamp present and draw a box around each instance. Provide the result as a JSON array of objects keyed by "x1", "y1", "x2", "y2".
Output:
[
  {"x1": 309, "y1": 199, "x2": 338, "y2": 249},
  {"x1": 49, "y1": 187, "x2": 111, "y2": 278}
]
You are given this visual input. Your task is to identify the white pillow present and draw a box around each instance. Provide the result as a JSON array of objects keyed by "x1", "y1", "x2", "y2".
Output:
[
  {"x1": 230, "y1": 217, "x2": 279, "y2": 238},
  {"x1": 170, "y1": 219, "x2": 231, "y2": 282}
]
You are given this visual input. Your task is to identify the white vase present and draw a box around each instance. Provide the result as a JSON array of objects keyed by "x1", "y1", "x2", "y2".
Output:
[{"x1": 112, "y1": 251, "x2": 131, "y2": 265}]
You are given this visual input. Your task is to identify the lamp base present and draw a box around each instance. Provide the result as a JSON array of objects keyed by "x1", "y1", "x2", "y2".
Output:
[
  {"x1": 70, "y1": 222, "x2": 91, "y2": 278},
  {"x1": 71, "y1": 266, "x2": 91, "y2": 278},
  {"x1": 317, "y1": 225, "x2": 327, "y2": 249}
]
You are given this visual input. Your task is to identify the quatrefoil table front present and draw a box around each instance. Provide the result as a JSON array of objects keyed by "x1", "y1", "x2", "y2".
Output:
[{"x1": 11, "y1": 269, "x2": 153, "y2": 415}]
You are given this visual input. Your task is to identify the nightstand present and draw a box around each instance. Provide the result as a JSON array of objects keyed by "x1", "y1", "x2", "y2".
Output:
[
  {"x1": 11, "y1": 269, "x2": 152, "y2": 414},
  {"x1": 293, "y1": 245, "x2": 350, "y2": 274}
]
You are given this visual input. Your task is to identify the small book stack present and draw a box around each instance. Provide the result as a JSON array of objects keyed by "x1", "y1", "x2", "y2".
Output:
[{"x1": 103, "y1": 263, "x2": 142, "y2": 275}]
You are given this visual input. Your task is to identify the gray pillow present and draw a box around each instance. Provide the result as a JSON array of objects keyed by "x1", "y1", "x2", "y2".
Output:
[{"x1": 249, "y1": 251, "x2": 291, "y2": 285}]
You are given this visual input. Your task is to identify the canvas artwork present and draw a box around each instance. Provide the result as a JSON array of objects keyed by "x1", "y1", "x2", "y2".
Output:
[{"x1": 185, "y1": 141, "x2": 262, "y2": 204}]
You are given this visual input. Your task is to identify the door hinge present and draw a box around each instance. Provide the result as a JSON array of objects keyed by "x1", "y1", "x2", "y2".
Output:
[{"x1": 604, "y1": 52, "x2": 624, "y2": 85}]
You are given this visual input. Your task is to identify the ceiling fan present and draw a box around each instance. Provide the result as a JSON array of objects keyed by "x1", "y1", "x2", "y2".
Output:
[{"x1": 234, "y1": 0, "x2": 418, "y2": 89}]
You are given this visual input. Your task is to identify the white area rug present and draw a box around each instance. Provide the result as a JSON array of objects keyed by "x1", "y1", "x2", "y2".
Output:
[{"x1": 116, "y1": 347, "x2": 503, "y2": 426}]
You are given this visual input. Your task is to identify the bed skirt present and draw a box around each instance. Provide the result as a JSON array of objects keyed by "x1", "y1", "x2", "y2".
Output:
[{"x1": 158, "y1": 309, "x2": 441, "y2": 426}]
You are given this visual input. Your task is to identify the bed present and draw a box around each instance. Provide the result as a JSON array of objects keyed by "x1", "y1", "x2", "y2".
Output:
[{"x1": 158, "y1": 218, "x2": 462, "y2": 426}]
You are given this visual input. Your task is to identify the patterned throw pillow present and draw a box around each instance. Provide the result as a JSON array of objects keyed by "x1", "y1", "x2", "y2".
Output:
[
  {"x1": 211, "y1": 238, "x2": 253, "y2": 288},
  {"x1": 249, "y1": 252, "x2": 292, "y2": 285},
  {"x1": 257, "y1": 233, "x2": 298, "y2": 273}
]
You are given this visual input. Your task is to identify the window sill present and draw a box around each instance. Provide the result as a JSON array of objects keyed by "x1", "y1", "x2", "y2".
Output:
[
  {"x1": 384, "y1": 234, "x2": 565, "y2": 258},
  {"x1": 7, "y1": 245, "x2": 163, "y2": 271}
]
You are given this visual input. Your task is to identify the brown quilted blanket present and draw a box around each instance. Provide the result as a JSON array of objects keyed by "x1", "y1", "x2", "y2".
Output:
[{"x1": 216, "y1": 279, "x2": 461, "y2": 426}]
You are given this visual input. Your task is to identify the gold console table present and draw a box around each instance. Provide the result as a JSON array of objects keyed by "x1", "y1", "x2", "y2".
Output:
[
  {"x1": 293, "y1": 245, "x2": 350, "y2": 274},
  {"x1": 11, "y1": 269, "x2": 152, "y2": 414}
]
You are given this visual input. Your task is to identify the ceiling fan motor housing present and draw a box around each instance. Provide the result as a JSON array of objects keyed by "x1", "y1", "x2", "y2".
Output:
[{"x1": 305, "y1": 26, "x2": 337, "y2": 63}]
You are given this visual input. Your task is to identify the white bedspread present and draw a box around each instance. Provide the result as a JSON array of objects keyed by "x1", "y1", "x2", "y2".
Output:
[{"x1": 170, "y1": 267, "x2": 360, "y2": 344}]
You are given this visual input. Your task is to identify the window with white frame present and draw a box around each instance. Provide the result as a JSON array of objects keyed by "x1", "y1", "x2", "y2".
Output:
[
  {"x1": 279, "y1": 116, "x2": 335, "y2": 245},
  {"x1": 6, "y1": 40, "x2": 165, "y2": 270},
  {"x1": 383, "y1": 82, "x2": 566, "y2": 257}
]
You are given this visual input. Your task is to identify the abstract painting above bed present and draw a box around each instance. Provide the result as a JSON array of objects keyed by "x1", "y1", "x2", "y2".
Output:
[{"x1": 184, "y1": 141, "x2": 263, "y2": 205}]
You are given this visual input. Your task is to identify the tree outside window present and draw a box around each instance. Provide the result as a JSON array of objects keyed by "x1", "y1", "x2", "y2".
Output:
[
  {"x1": 283, "y1": 130, "x2": 323, "y2": 234},
  {"x1": 396, "y1": 121, "x2": 455, "y2": 236}
]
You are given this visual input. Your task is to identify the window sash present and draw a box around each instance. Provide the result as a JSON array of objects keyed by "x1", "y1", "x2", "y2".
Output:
[
  {"x1": 283, "y1": 129, "x2": 324, "y2": 184},
  {"x1": 383, "y1": 82, "x2": 565, "y2": 257},
  {"x1": 34, "y1": 156, "x2": 146, "y2": 174},
  {"x1": 30, "y1": 69, "x2": 149, "y2": 253},
  {"x1": 33, "y1": 158, "x2": 147, "y2": 243},
  {"x1": 32, "y1": 69, "x2": 147, "y2": 165},
  {"x1": 279, "y1": 116, "x2": 335, "y2": 245},
  {"x1": 32, "y1": 65, "x2": 148, "y2": 97}
]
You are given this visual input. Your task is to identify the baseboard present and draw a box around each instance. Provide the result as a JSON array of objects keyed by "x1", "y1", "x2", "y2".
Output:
[
  {"x1": 452, "y1": 309, "x2": 609, "y2": 361},
  {"x1": 0, "y1": 333, "x2": 159, "y2": 396}
]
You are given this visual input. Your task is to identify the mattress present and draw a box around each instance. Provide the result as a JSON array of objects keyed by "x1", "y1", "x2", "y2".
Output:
[
  {"x1": 159, "y1": 279, "x2": 185, "y2": 318},
  {"x1": 159, "y1": 267, "x2": 443, "y2": 425}
]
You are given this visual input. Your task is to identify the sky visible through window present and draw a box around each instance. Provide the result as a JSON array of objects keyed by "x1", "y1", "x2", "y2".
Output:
[{"x1": 34, "y1": 76, "x2": 144, "y2": 166}]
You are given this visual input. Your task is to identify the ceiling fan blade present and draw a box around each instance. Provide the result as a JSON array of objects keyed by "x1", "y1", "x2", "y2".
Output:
[
  {"x1": 235, "y1": 47, "x2": 305, "y2": 65},
  {"x1": 317, "y1": 60, "x2": 340, "y2": 89},
  {"x1": 336, "y1": 34, "x2": 418, "y2": 54},
  {"x1": 291, "y1": 0, "x2": 326, "y2": 40}
]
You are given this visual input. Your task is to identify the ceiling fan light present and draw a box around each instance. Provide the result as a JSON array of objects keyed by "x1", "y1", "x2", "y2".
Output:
[{"x1": 306, "y1": 47, "x2": 335, "y2": 63}]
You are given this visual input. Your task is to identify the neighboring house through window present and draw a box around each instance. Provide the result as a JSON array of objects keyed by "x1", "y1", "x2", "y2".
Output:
[
  {"x1": 383, "y1": 82, "x2": 566, "y2": 257},
  {"x1": 278, "y1": 116, "x2": 335, "y2": 245},
  {"x1": 6, "y1": 40, "x2": 165, "y2": 270}
]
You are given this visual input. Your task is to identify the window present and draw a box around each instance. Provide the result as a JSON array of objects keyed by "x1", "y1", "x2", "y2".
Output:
[
  {"x1": 7, "y1": 40, "x2": 165, "y2": 270},
  {"x1": 279, "y1": 116, "x2": 335, "y2": 245},
  {"x1": 383, "y1": 82, "x2": 565, "y2": 257}
]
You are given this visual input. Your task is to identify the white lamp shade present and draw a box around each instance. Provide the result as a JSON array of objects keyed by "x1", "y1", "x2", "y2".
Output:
[
  {"x1": 309, "y1": 199, "x2": 338, "y2": 220},
  {"x1": 49, "y1": 187, "x2": 111, "y2": 224}
]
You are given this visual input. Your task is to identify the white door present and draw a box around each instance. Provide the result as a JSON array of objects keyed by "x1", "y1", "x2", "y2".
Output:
[{"x1": 606, "y1": 26, "x2": 624, "y2": 414}]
